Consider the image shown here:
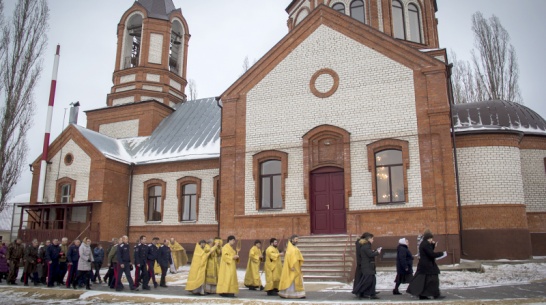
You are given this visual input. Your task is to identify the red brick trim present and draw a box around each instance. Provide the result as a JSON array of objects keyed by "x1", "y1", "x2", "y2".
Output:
[
  {"x1": 56, "y1": 177, "x2": 77, "y2": 203},
  {"x1": 302, "y1": 125, "x2": 351, "y2": 212},
  {"x1": 63, "y1": 153, "x2": 74, "y2": 166},
  {"x1": 310, "y1": 68, "x2": 339, "y2": 98},
  {"x1": 176, "y1": 176, "x2": 201, "y2": 222},
  {"x1": 294, "y1": 7, "x2": 311, "y2": 26},
  {"x1": 213, "y1": 175, "x2": 220, "y2": 221},
  {"x1": 367, "y1": 138, "x2": 410, "y2": 205},
  {"x1": 456, "y1": 133, "x2": 521, "y2": 148},
  {"x1": 143, "y1": 179, "x2": 166, "y2": 222},
  {"x1": 520, "y1": 135, "x2": 546, "y2": 150},
  {"x1": 252, "y1": 150, "x2": 289, "y2": 210}
]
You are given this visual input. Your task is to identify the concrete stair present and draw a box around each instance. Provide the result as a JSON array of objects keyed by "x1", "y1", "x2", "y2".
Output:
[{"x1": 297, "y1": 234, "x2": 355, "y2": 283}]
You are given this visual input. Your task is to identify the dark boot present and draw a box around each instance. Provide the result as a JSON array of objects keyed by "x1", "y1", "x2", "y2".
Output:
[{"x1": 393, "y1": 288, "x2": 402, "y2": 295}]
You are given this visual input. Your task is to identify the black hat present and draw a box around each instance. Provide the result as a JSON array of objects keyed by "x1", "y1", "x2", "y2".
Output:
[{"x1": 423, "y1": 232, "x2": 434, "y2": 240}]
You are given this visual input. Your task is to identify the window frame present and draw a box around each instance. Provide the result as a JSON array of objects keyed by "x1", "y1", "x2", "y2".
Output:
[
  {"x1": 391, "y1": 0, "x2": 406, "y2": 40},
  {"x1": 55, "y1": 177, "x2": 76, "y2": 203},
  {"x1": 253, "y1": 150, "x2": 288, "y2": 211},
  {"x1": 143, "y1": 179, "x2": 166, "y2": 223},
  {"x1": 367, "y1": 139, "x2": 410, "y2": 205},
  {"x1": 407, "y1": 3, "x2": 423, "y2": 43},
  {"x1": 332, "y1": 2, "x2": 346, "y2": 14},
  {"x1": 350, "y1": 0, "x2": 366, "y2": 23},
  {"x1": 375, "y1": 150, "x2": 405, "y2": 204},
  {"x1": 177, "y1": 176, "x2": 201, "y2": 222}
]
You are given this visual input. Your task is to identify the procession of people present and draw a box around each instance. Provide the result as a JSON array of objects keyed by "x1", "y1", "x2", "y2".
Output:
[{"x1": 0, "y1": 229, "x2": 447, "y2": 301}]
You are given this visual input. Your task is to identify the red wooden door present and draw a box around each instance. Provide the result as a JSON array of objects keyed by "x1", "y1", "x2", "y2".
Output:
[{"x1": 311, "y1": 168, "x2": 346, "y2": 234}]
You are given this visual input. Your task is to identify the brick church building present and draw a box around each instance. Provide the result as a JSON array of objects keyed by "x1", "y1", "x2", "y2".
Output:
[{"x1": 22, "y1": 0, "x2": 546, "y2": 263}]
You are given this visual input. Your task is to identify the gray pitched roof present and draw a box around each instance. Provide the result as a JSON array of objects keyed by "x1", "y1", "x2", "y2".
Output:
[
  {"x1": 75, "y1": 97, "x2": 221, "y2": 165},
  {"x1": 137, "y1": 0, "x2": 178, "y2": 20}
]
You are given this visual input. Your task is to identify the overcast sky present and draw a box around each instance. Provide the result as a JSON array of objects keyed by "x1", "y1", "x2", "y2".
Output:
[{"x1": 5, "y1": 0, "x2": 546, "y2": 198}]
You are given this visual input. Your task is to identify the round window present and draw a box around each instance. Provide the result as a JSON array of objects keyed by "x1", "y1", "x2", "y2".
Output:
[{"x1": 64, "y1": 153, "x2": 74, "y2": 166}]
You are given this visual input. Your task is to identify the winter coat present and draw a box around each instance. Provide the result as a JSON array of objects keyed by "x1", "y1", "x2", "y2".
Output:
[
  {"x1": 0, "y1": 245, "x2": 8, "y2": 272},
  {"x1": 24, "y1": 245, "x2": 39, "y2": 264},
  {"x1": 93, "y1": 247, "x2": 104, "y2": 263},
  {"x1": 67, "y1": 245, "x2": 80, "y2": 263},
  {"x1": 157, "y1": 244, "x2": 172, "y2": 268},
  {"x1": 7, "y1": 242, "x2": 24, "y2": 261},
  {"x1": 45, "y1": 244, "x2": 61, "y2": 262},
  {"x1": 415, "y1": 241, "x2": 443, "y2": 275},
  {"x1": 134, "y1": 243, "x2": 148, "y2": 265},
  {"x1": 359, "y1": 239, "x2": 379, "y2": 275},
  {"x1": 117, "y1": 243, "x2": 131, "y2": 264},
  {"x1": 147, "y1": 243, "x2": 159, "y2": 261},
  {"x1": 396, "y1": 244, "x2": 414, "y2": 275},
  {"x1": 77, "y1": 243, "x2": 94, "y2": 271}
]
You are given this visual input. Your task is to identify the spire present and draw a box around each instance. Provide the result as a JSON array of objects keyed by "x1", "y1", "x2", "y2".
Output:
[{"x1": 137, "y1": 0, "x2": 177, "y2": 20}]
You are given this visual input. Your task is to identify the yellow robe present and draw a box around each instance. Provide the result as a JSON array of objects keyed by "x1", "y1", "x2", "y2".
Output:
[
  {"x1": 216, "y1": 243, "x2": 239, "y2": 294},
  {"x1": 278, "y1": 241, "x2": 304, "y2": 292},
  {"x1": 243, "y1": 245, "x2": 262, "y2": 287},
  {"x1": 185, "y1": 244, "x2": 210, "y2": 291},
  {"x1": 169, "y1": 241, "x2": 188, "y2": 269},
  {"x1": 153, "y1": 243, "x2": 161, "y2": 275},
  {"x1": 205, "y1": 242, "x2": 221, "y2": 288},
  {"x1": 264, "y1": 245, "x2": 282, "y2": 291}
]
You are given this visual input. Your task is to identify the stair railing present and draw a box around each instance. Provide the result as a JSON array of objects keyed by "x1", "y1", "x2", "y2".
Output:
[{"x1": 343, "y1": 234, "x2": 356, "y2": 283}]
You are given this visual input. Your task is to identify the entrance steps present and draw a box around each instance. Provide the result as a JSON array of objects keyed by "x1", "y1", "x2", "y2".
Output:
[{"x1": 296, "y1": 234, "x2": 356, "y2": 283}]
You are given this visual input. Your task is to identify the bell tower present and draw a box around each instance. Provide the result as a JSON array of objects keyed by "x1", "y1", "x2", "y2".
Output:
[{"x1": 107, "y1": 0, "x2": 190, "y2": 107}]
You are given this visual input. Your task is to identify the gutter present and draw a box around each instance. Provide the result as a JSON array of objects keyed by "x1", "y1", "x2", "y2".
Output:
[
  {"x1": 126, "y1": 162, "x2": 135, "y2": 236},
  {"x1": 447, "y1": 63, "x2": 467, "y2": 256}
]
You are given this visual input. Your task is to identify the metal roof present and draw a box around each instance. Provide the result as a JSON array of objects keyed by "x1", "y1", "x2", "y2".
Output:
[
  {"x1": 452, "y1": 100, "x2": 546, "y2": 136},
  {"x1": 75, "y1": 97, "x2": 221, "y2": 165},
  {"x1": 137, "y1": 0, "x2": 177, "y2": 20}
]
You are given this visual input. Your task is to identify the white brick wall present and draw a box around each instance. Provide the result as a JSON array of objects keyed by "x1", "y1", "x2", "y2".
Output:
[
  {"x1": 130, "y1": 169, "x2": 219, "y2": 226},
  {"x1": 521, "y1": 149, "x2": 546, "y2": 212},
  {"x1": 112, "y1": 96, "x2": 135, "y2": 106},
  {"x1": 143, "y1": 85, "x2": 163, "y2": 92},
  {"x1": 99, "y1": 119, "x2": 139, "y2": 139},
  {"x1": 169, "y1": 90, "x2": 183, "y2": 99},
  {"x1": 116, "y1": 85, "x2": 136, "y2": 93},
  {"x1": 148, "y1": 33, "x2": 163, "y2": 64},
  {"x1": 170, "y1": 79, "x2": 181, "y2": 91},
  {"x1": 244, "y1": 25, "x2": 422, "y2": 215},
  {"x1": 457, "y1": 146, "x2": 524, "y2": 205},
  {"x1": 146, "y1": 74, "x2": 161, "y2": 82},
  {"x1": 141, "y1": 96, "x2": 164, "y2": 103},
  {"x1": 43, "y1": 140, "x2": 91, "y2": 203},
  {"x1": 377, "y1": 0, "x2": 384, "y2": 32},
  {"x1": 120, "y1": 74, "x2": 136, "y2": 84}
]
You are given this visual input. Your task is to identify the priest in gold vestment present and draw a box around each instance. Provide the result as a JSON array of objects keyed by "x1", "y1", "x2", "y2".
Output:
[
  {"x1": 205, "y1": 238, "x2": 222, "y2": 293},
  {"x1": 244, "y1": 240, "x2": 263, "y2": 290},
  {"x1": 185, "y1": 240, "x2": 209, "y2": 295},
  {"x1": 216, "y1": 235, "x2": 240, "y2": 297},
  {"x1": 278, "y1": 235, "x2": 305, "y2": 299},
  {"x1": 169, "y1": 238, "x2": 188, "y2": 273},
  {"x1": 265, "y1": 238, "x2": 284, "y2": 295}
]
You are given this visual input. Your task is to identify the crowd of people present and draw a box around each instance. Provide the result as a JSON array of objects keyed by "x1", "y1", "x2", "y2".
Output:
[{"x1": 1, "y1": 230, "x2": 445, "y2": 301}]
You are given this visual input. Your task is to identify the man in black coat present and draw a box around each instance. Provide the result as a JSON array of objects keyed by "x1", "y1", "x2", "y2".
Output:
[
  {"x1": 67, "y1": 239, "x2": 81, "y2": 287},
  {"x1": 45, "y1": 239, "x2": 61, "y2": 287},
  {"x1": 157, "y1": 239, "x2": 172, "y2": 288},
  {"x1": 38, "y1": 240, "x2": 50, "y2": 284},
  {"x1": 116, "y1": 235, "x2": 138, "y2": 291},
  {"x1": 134, "y1": 235, "x2": 150, "y2": 290},
  {"x1": 352, "y1": 232, "x2": 381, "y2": 299},
  {"x1": 147, "y1": 237, "x2": 160, "y2": 288},
  {"x1": 407, "y1": 231, "x2": 446, "y2": 300}
]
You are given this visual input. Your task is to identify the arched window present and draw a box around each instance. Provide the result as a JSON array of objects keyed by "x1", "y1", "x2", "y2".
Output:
[
  {"x1": 55, "y1": 177, "x2": 76, "y2": 203},
  {"x1": 170, "y1": 19, "x2": 184, "y2": 75},
  {"x1": 147, "y1": 185, "x2": 163, "y2": 221},
  {"x1": 123, "y1": 13, "x2": 143, "y2": 69},
  {"x1": 260, "y1": 160, "x2": 282, "y2": 209},
  {"x1": 392, "y1": 0, "x2": 406, "y2": 39},
  {"x1": 408, "y1": 3, "x2": 422, "y2": 43},
  {"x1": 375, "y1": 150, "x2": 405, "y2": 203},
  {"x1": 181, "y1": 184, "x2": 197, "y2": 221},
  {"x1": 60, "y1": 184, "x2": 71, "y2": 203},
  {"x1": 350, "y1": 0, "x2": 365, "y2": 23},
  {"x1": 332, "y1": 3, "x2": 345, "y2": 14}
]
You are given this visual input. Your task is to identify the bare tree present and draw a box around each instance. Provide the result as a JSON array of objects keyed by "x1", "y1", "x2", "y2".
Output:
[
  {"x1": 471, "y1": 12, "x2": 521, "y2": 103},
  {"x1": 187, "y1": 78, "x2": 197, "y2": 101},
  {"x1": 242, "y1": 56, "x2": 250, "y2": 73},
  {"x1": 0, "y1": 0, "x2": 49, "y2": 212},
  {"x1": 451, "y1": 12, "x2": 521, "y2": 104}
]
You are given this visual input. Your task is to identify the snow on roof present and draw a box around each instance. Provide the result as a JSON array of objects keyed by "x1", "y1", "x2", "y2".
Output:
[
  {"x1": 452, "y1": 100, "x2": 546, "y2": 136},
  {"x1": 0, "y1": 193, "x2": 30, "y2": 231},
  {"x1": 75, "y1": 97, "x2": 221, "y2": 165}
]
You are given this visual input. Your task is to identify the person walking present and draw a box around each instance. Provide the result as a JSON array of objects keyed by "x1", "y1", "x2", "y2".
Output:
[
  {"x1": 146, "y1": 237, "x2": 160, "y2": 288},
  {"x1": 278, "y1": 235, "x2": 305, "y2": 299},
  {"x1": 73, "y1": 237, "x2": 94, "y2": 290},
  {"x1": 37, "y1": 240, "x2": 50, "y2": 284},
  {"x1": 244, "y1": 240, "x2": 263, "y2": 291},
  {"x1": 264, "y1": 238, "x2": 284, "y2": 296},
  {"x1": 134, "y1": 236, "x2": 151, "y2": 290},
  {"x1": 7, "y1": 239, "x2": 24, "y2": 285},
  {"x1": 393, "y1": 238, "x2": 413, "y2": 295},
  {"x1": 107, "y1": 237, "x2": 122, "y2": 289},
  {"x1": 217, "y1": 235, "x2": 240, "y2": 298},
  {"x1": 157, "y1": 239, "x2": 172, "y2": 288},
  {"x1": 204, "y1": 238, "x2": 221, "y2": 294},
  {"x1": 407, "y1": 231, "x2": 446, "y2": 300},
  {"x1": 352, "y1": 234, "x2": 364, "y2": 294},
  {"x1": 92, "y1": 243, "x2": 104, "y2": 284},
  {"x1": 45, "y1": 239, "x2": 61, "y2": 287},
  {"x1": 186, "y1": 240, "x2": 209, "y2": 295},
  {"x1": 0, "y1": 242, "x2": 8, "y2": 283},
  {"x1": 352, "y1": 232, "x2": 381, "y2": 300},
  {"x1": 67, "y1": 239, "x2": 81, "y2": 287},
  {"x1": 23, "y1": 239, "x2": 39, "y2": 286},
  {"x1": 116, "y1": 235, "x2": 138, "y2": 292},
  {"x1": 58, "y1": 237, "x2": 69, "y2": 285}
]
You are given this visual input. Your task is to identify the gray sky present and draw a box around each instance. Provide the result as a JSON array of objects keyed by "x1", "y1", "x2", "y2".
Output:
[{"x1": 6, "y1": 0, "x2": 546, "y2": 198}]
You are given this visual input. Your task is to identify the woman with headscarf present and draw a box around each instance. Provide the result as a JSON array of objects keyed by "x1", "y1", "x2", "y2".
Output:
[
  {"x1": 407, "y1": 231, "x2": 446, "y2": 300},
  {"x1": 74, "y1": 237, "x2": 94, "y2": 290},
  {"x1": 352, "y1": 232, "x2": 381, "y2": 300},
  {"x1": 393, "y1": 237, "x2": 413, "y2": 295}
]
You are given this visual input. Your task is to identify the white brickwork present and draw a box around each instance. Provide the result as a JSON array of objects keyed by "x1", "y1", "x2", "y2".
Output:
[
  {"x1": 116, "y1": 85, "x2": 136, "y2": 93},
  {"x1": 170, "y1": 79, "x2": 182, "y2": 91},
  {"x1": 315, "y1": 73, "x2": 334, "y2": 93},
  {"x1": 99, "y1": 119, "x2": 139, "y2": 139},
  {"x1": 120, "y1": 74, "x2": 136, "y2": 83},
  {"x1": 148, "y1": 33, "x2": 163, "y2": 64},
  {"x1": 377, "y1": 0, "x2": 384, "y2": 32},
  {"x1": 43, "y1": 140, "x2": 91, "y2": 203},
  {"x1": 130, "y1": 169, "x2": 219, "y2": 226},
  {"x1": 457, "y1": 146, "x2": 524, "y2": 205},
  {"x1": 141, "y1": 96, "x2": 164, "y2": 103},
  {"x1": 521, "y1": 149, "x2": 546, "y2": 212},
  {"x1": 295, "y1": 8, "x2": 309, "y2": 26},
  {"x1": 143, "y1": 85, "x2": 163, "y2": 92},
  {"x1": 112, "y1": 96, "x2": 135, "y2": 106},
  {"x1": 169, "y1": 101, "x2": 176, "y2": 108},
  {"x1": 244, "y1": 25, "x2": 422, "y2": 215},
  {"x1": 169, "y1": 90, "x2": 183, "y2": 99},
  {"x1": 146, "y1": 74, "x2": 161, "y2": 82}
]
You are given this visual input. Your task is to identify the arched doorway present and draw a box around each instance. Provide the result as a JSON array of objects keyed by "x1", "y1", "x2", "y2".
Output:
[{"x1": 310, "y1": 166, "x2": 347, "y2": 234}]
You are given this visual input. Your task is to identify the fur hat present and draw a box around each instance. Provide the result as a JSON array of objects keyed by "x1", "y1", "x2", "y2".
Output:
[{"x1": 398, "y1": 238, "x2": 407, "y2": 245}]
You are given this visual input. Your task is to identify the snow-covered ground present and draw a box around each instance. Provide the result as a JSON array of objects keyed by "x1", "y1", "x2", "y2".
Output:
[{"x1": 1, "y1": 261, "x2": 546, "y2": 304}]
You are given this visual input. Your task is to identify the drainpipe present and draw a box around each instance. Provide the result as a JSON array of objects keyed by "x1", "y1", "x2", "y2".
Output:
[
  {"x1": 446, "y1": 63, "x2": 466, "y2": 256},
  {"x1": 216, "y1": 97, "x2": 222, "y2": 237},
  {"x1": 126, "y1": 162, "x2": 135, "y2": 236}
]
